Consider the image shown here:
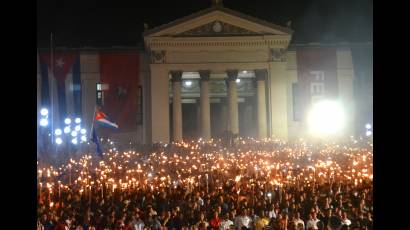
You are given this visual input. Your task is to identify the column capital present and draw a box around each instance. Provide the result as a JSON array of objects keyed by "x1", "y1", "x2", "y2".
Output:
[
  {"x1": 199, "y1": 70, "x2": 211, "y2": 81},
  {"x1": 170, "y1": 70, "x2": 183, "y2": 82},
  {"x1": 226, "y1": 69, "x2": 238, "y2": 81},
  {"x1": 254, "y1": 69, "x2": 268, "y2": 81}
]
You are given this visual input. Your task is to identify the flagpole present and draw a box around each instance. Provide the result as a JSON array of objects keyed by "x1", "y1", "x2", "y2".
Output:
[
  {"x1": 50, "y1": 33, "x2": 54, "y2": 145},
  {"x1": 90, "y1": 106, "x2": 97, "y2": 140}
]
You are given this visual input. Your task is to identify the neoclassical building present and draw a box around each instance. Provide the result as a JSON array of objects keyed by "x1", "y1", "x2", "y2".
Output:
[
  {"x1": 142, "y1": 4, "x2": 354, "y2": 143},
  {"x1": 38, "y1": 4, "x2": 362, "y2": 144}
]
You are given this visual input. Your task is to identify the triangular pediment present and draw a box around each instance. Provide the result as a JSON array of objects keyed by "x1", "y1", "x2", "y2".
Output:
[
  {"x1": 144, "y1": 6, "x2": 293, "y2": 38},
  {"x1": 176, "y1": 21, "x2": 260, "y2": 37}
]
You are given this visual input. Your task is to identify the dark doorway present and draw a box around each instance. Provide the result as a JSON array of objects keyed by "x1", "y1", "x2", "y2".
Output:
[{"x1": 182, "y1": 103, "x2": 199, "y2": 140}]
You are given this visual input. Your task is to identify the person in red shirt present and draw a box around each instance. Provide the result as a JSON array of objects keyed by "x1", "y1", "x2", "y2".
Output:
[
  {"x1": 209, "y1": 211, "x2": 221, "y2": 229},
  {"x1": 53, "y1": 219, "x2": 67, "y2": 230}
]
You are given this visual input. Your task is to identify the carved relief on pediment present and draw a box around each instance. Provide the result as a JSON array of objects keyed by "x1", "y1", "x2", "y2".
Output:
[{"x1": 176, "y1": 21, "x2": 260, "y2": 37}]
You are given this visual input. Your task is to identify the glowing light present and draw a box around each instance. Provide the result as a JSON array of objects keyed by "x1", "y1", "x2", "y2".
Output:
[
  {"x1": 71, "y1": 131, "x2": 78, "y2": 137},
  {"x1": 235, "y1": 175, "x2": 241, "y2": 182},
  {"x1": 81, "y1": 136, "x2": 87, "y2": 142},
  {"x1": 39, "y1": 118, "x2": 48, "y2": 127},
  {"x1": 236, "y1": 78, "x2": 241, "y2": 83},
  {"x1": 307, "y1": 100, "x2": 346, "y2": 136},
  {"x1": 75, "y1": 118, "x2": 81, "y2": 124},
  {"x1": 80, "y1": 129, "x2": 86, "y2": 134},
  {"x1": 64, "y1": 126, "x2": 71, "y2": 134},
  {"x1": 54, "y1": 129, "x2": 62, "y2": 136},
  {"x1": 366, "y1": 131, "x2": 372, "y2": 136},
  {"x1": 55, "y1": 137, "x2": 63, "y2": 145},
  {"x1": 242, "y1": 70, "x2": 248, "y2": 74},
  {"x1": 365, "y1": 123, "x2": 371, "y2": 129},
  {"x1": 71, "y1": 138, "x2": 78, "y2": 145},
  {"x1": 40, "y1": 108, "x2": 48, "y2": 116},
  {"x1": 75, "y1": 125, "x2": 81, "y2": 131},
  {"x1": 64, "y1": 118, "x2": 71, "y2": 125},
  {"x1": 184, "y1": 80, "x2": 192, "y2": 87}
]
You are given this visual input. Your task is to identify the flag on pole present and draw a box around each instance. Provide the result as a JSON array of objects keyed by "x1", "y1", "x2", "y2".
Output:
[
  {"x1": 39, "y1": 52, "x2": 82, "y2": 125},
  {"x1": 91, "y1": 126, "x2": 103, "y2": 157},
  {"x1": 91, "y1": 107, "x2": 118, "y2": 157},
  {"x1": 95, "y1": 108, "x2": 119, "y2": 129}
]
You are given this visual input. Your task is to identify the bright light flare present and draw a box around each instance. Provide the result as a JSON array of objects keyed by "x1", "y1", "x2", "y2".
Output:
[
  {"x1": 71, "y1": 138, "x2": 78, "y2": 145},
  {"x1": 40, "y1": 108, "x2": 48, "y2": 116},
  {"x1": 307, "y1": 100, "x2": 346, "y2": 136},
  {"x1": 366, "y1": 131, "x2": 372, "y2": 136},
  {"x1": 39, "y1": 119, "x2": 48, "y2": 127},
  {"x1": 55, "y1": 137, "x2": 63, "y2": 145},
  {"x1": 64, "y1": 118, "x2": 71, "y2": 125},
  {"x1": 184, "y1": 81, "x2": 192, "y2": 87},
  {"x1": 64, "y1": 126, "x2": 71, "y2": 134},
  {"x1": 54, "y1": 129, "x2": 62, "y2": 136}
]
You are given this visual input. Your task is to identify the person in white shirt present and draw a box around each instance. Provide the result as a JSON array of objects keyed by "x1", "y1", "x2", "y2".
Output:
[
  {"x1": 234, "y1": 213, "x2": 243, "y2": 230},
  {"x1": 220, "y1": 213, "x2": 234, "y2": 230},
  {"x1": 340, "y1": 212, "x2": 351, "y2": 227},
  {"x1": 306, "y1": 212, "x2": 320, "y2": 230},
  {"x1": 268, "y1": 204, "x2": 276, "y2": 220},
  {"x1": 292, "y1": 212, "x2": 305, "y2": 230},
  {"x1": 133, "y1": 212, "x2": 145, "y2": 230},
  {"x1": 234, "y1": 209, "x2": 252, "y2": 230}
]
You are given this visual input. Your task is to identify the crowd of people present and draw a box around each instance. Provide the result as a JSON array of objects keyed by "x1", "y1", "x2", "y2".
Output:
[{"x1": 37, "y1": 138, "x2": 373, "y2": 230}]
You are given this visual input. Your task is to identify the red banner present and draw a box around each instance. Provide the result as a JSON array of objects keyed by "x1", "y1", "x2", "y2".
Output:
[
  {"x1": 296, "y1": 47, "x2": 338, "y2": 120},
  {"x1": 100, "y1": 53, "x2": 140, "y2": 133}
]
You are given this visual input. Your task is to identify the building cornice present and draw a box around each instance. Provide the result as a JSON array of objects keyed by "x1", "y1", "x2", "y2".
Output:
[{"x1": 145, "y1": 35, "x2": 291, "y2": 50}]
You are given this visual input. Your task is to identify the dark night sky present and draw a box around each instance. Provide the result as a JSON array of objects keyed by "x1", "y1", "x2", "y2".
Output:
[{"x1": 37, "y1": 0, "x2": 372, "y2": 48}]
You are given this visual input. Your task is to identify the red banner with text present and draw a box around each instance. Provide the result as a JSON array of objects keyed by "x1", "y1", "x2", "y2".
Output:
[{"x1": 296, "y1": 47, "x2": 338, "y2": 120}]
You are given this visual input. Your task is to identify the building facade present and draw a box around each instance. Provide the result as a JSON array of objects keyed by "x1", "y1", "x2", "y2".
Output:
[{"x1": 38, "y1": 5, "x2": 371, "y2": 144}]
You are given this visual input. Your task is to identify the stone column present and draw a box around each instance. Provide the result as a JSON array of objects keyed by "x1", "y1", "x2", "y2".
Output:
[
  {"x1": 199, "y1": 70, "x2": 211, "y2": 140},
  {"x1": 149, "y1": 65, "x2": 169, "y2": 143},
  {"x1": 227, "y1": 70, "x2": 239, "y2": 135},
  {"x1": 269, "y1": 61, "x2": 289, "y2": 141},
  {"x1": 255, "y1": 69, "x2": 268, "y2": 139},
  {"x1": 196, "y1": 99, "x2": 201, "y2": 138},
  {"x1": 171, "y1": 71, "x2": 183, "y2": 141}
]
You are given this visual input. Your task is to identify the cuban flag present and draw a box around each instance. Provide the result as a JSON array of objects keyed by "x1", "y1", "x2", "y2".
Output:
[
  {"x1": 39, "y1": 52, "x2": 82, "y2": 126},
  {"x1": 95, "y1": 108, "x2": 119, "y2": 129}
]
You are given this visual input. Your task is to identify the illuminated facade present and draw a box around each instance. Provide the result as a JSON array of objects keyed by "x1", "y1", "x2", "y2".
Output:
[
  {"x1": 37, "y1": 5, "x2": 369, "y2": 144},
  {"x1": 142, "y1": 5, "x2": 355, "y2": 143}
]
